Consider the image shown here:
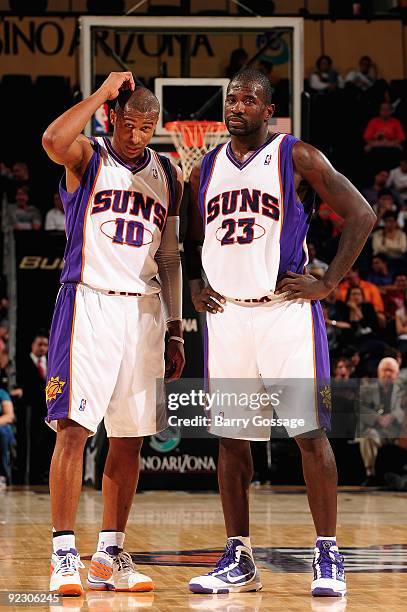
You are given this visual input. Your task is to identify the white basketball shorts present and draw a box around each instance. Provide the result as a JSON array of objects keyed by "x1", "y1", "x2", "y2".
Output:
[
  {"x1": 204, "y1": 296, "x2": 331, "y2": 440},
  {"x1": 45, "y1": 283, "x2": 166, "y2": 437}
]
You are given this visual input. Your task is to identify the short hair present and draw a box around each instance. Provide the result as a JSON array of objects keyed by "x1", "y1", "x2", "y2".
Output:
[
  {"x1": 378, "y1": 188, "x2": 393, "y2": 199},
  {"x1": 372, "y1": 253, "x2": 388, "y2": 264},
  {"x1": 341, "y1": 345, "x2": 359, "y2": 358},
  {"x1": 316, "y1": 54, "x2": 332, "y2": 69},
  {"x1": 16, "y1": 185, "x2": 29, "y2": 196},
  {"x1": 228, "y1": 68, "x2": 273, "y2": 105},
  {"x1": 346, "y1": 286, "x2": 365, "y2": 301},
  {"x1": 115, "y1": 85, "x2": 160, "y2": 116},
  {"x1": 378, "y1": 357, "x2": 399, "y2": 372},
  {"x1": 32, "y1": 329, "x2": 48, "y2": 342},
  {"x1": 382, "y1": 210, "x2": 397, "y2": 221}
]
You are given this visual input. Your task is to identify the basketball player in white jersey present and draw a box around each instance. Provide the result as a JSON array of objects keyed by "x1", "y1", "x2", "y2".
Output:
[
  {"x1": 185, "y1": 69, "x2": 376, "y2": 597},
  {"x1": 42, "y1": 72, "x2": 184, "y2": 596}
]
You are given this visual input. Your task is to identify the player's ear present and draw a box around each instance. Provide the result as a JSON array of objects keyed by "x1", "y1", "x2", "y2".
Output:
[
  {"x1": 266, "y1": 104, "x2": 275, "y2": 120},
  {"x1": 110, "y1": 108, "x2": 117, "y2": 126}
]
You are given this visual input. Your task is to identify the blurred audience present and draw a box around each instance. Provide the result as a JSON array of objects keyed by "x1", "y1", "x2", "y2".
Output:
[
  {"x1": 371, "y1": 211, "x2": 407, "y2": 261},
  {"x1": 386, "y1": 156, "x2": 407, "y2": 203},
  {"x1": 362, "y1": 170, "x2": 402, "y2": 209},
  {"x1": 366, "y1": 254, "x2": 393, "y2": 291},
  {"x1": 358, "y1": 357, "x2": 405, "y2": 485},
  {"x1": 345, "y1": 55, "x2": 377, "y2": 91},
  {"x1": 45, "y1": 192, "x2": 65, "y2": 232},
  {"x1": 364, "y1": 101, "x2": 405, "y2": 170},
  {"x1": 309, "y1": 55, "x2": 343, "y2": 94},
  {"x1": 8, "y1": 186, "x2": 42, "y2": 231},
  {"x1": 336, "y1": 267, "x2": 385, "y2": 324},
  {"x1": 0, "y1": 388, "x2": 15, "y2": 485},
  {"x1": 18, "y1": 331, "x2": 53, "y2": 485}
]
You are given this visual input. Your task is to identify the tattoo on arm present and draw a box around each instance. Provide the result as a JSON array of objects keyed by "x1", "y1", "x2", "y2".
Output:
[{"x1": 293, "y1": 141, "x2": 376, "y2": 289}]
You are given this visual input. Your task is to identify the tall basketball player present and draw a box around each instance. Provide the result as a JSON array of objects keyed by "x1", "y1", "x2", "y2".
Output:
[
  {"x1": 185, "y1": 69, "x2": 376, "y2": 597},
  {"x1": 42, "y1": 72, "x2": 184, "y2": 595}
]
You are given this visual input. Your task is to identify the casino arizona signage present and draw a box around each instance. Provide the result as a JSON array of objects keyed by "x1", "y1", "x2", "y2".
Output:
[
  {"x1": 0, "y1": 17, "x2": 214, "y2": 79},
  {"x1": 0, "y1": 19, "x2": 213, "y2": 58}
]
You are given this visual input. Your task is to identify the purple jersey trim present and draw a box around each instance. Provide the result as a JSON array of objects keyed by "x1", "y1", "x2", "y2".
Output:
[
  {"x1": 198, "y1": 143, "x2": 225, "y2": 220},
  {"x1": 225, "y1": 132, "x2": 280, "y2": 170},
  {"x1": 277, "y1": 135, "x2": 314, "y2": 278},
  {"x1": 60, "y1": 143, "x2": 102, "y2": 284},
  {"x1": 45, "y1": 284, "x2": 78, "y2": 424},
  {"x1": 103, "y1": 137, "x2": 151, "y2": 173},
  {"x1": 156, "y1": 153, "x2": 176, "y2": 213},
  {"x1": 311, "y1": 300, "x2": 331, "y2": 431}
]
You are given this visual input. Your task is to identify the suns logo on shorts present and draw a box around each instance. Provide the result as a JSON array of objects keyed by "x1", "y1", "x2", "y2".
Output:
[
  {"x1": 320, "y1": 385, "x2": 332, "y2": 410},
  {"x1": 45, "y1": 376, "x2": 66, "y2": 402}
]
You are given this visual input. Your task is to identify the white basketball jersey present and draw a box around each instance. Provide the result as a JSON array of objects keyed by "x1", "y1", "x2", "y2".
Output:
[
  {"x1": 199, "y1": 133, "x2": 314, "y2": 299},
  {"x1": 60, "y1": 137, "x2": 175, "y2": 293}
]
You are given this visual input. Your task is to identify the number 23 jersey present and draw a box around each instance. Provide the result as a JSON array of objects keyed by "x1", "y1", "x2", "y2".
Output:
[
  {"x1": 199, "y1": 133, "x2": 314, "y2": 299},
  {"x1": 59, "y1": 136, "x2": 175, "y2": 293}
]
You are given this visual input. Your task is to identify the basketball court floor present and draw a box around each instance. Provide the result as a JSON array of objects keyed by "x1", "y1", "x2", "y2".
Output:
[{"x1": 1, "y1": 486, "x2": 406, "y2": 611}]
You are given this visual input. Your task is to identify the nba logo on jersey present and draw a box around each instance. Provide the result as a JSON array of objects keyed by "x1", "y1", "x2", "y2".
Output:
[
  {"x1": 264, "y1": 154, "x2": 272, "y2": 165},
  {"x1": 79, "y1": 399, "x2": 87, "y2": 412}
]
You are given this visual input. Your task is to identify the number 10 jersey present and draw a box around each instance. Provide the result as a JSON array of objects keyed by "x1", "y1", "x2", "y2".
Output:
[{"x1": 59, "y1": 136, "x2": 175, "y2": 293}]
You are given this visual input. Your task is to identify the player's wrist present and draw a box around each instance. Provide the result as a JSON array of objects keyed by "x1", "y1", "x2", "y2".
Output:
[
  {"x1": 167, "y1": 319, "x2": 183, "y2": 338},
  {"x1": 91, "y1": 88, "x2": 111, "y2": 107}
]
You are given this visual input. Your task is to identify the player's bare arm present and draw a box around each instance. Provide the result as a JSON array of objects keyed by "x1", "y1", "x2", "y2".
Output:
[
  {"x1": 156, "y1": 162, "x2": 185, "y2": 380},
  {"x1": 185, "y1": 161, "x2": 226, "y2": 314},
  {"x1": 275, "y1": 142, "x2": 376, "y2": 301},
  {"x1": 42, "y1": 72, "x2": 135, "y2": 189}
]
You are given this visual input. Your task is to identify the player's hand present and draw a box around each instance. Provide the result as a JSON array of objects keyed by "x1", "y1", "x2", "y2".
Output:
[
  {"x1": 99, "y1": 72, "x2": 135, "y2": 101},
  {"x1": 165, "y1": 339, "x2": 185, "y2": 382},
  {"x1": 275, "y1": 272, "x2": 332, "y2": 301},
  {"x1": 191, "y1": 286, "x2": 226, "y2": 314}
]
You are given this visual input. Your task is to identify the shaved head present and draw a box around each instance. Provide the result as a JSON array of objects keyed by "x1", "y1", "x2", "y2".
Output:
[
  {"x1": 115, "y1": 86, "x2": 160, "y2": 117},
  {"x1": 228, "y1": 68, "x2": 273, "y2": 105}
]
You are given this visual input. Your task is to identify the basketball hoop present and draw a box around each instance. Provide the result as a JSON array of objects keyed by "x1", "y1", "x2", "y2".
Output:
[{"x1": 165, "y1": 121, "x2": 229, "y2": 181}]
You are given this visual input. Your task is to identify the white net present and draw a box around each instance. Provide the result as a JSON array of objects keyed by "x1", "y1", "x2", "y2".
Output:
[{"x1": 165, "y1": 121, "x2": 229, "y2": 181}]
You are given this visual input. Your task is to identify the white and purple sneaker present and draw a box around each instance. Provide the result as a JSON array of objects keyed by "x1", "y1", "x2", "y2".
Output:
[
  {"x1": 189, "y1": 539, "x2": 262, "y2": 594},
  {"x1": 311, "y1": 539, "x2": 346, "y2": 597}
]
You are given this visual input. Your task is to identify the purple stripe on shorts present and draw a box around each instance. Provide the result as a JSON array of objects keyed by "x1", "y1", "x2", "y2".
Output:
[
  {"x1": 60, "y1": 142, "x2": 102, "y2": 283},
  {"x1": 45, "y1": 284, "x2": 78, "y2": 424},
  {"x1": 311, "y1": 300, "x2": 331, "y2": 431},
  {"x1": 198, "y1": 144, "x2": 225, "y2": 220},
  {"x1": 203, "y1": 322, "x2": 209, "y2": 391},
  {"x1": 278, "y1": 134, "x2": 312, "y2": 277}
]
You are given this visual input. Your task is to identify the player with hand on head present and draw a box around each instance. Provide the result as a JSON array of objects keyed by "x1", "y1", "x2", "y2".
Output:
[
  {"x1": 185, "y1": 68, "x2": 376, "y2": 598},
  {"x1": 42, "y1": 71, "x2": 184, "y2": 596}
]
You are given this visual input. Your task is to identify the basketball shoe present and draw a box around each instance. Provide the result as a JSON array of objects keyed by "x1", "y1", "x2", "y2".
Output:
[
  {"x1": 188, "y1": 539, "x2": 262, "y2": 594},
  {"x1": 311, "y1": 540, "x2": 346, "y2": 597},
  {"x1": 49, "y1": 548, "x2": 85, "y2": 596},
  {"x1": 87, "y1": 550, "x2": 154, "y2": 592}
]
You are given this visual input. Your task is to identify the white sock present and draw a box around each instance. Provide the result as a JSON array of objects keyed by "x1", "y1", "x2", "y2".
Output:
[
  {"x1": 97, "y1": 531, "x2": 125, "y2": 557},
  {"x1": 52, "y1": 532, "x2": 76, "y2": 555},
  {"x1": 228, "y1": 535, "x2": 252, "y2": 549}
]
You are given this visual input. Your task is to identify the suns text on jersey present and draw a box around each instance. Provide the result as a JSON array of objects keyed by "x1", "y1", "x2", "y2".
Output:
[
  {"x1": 206, "y1": 188, "x2": 279, "y2": 224},
  {"x1": 91, "y1": 189, "x2": 166, "y2": 231}
]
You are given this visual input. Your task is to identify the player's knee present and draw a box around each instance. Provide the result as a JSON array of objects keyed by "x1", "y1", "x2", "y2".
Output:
[
  {"x1": 220, "y1": 437, "x2": 251, "y2": 456},
  {"x1": 219, "y1": 437, "x2": 253, "y2": 480},
  {"x1": 295, "y1": 431, "x2": 330, "y2": 456},
  {"x1": 108, "y1": 436, "x2": 144, "y2": 455},
  {"x1": 55, "y1": 419, "x2": 89, "y2": 450}
]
